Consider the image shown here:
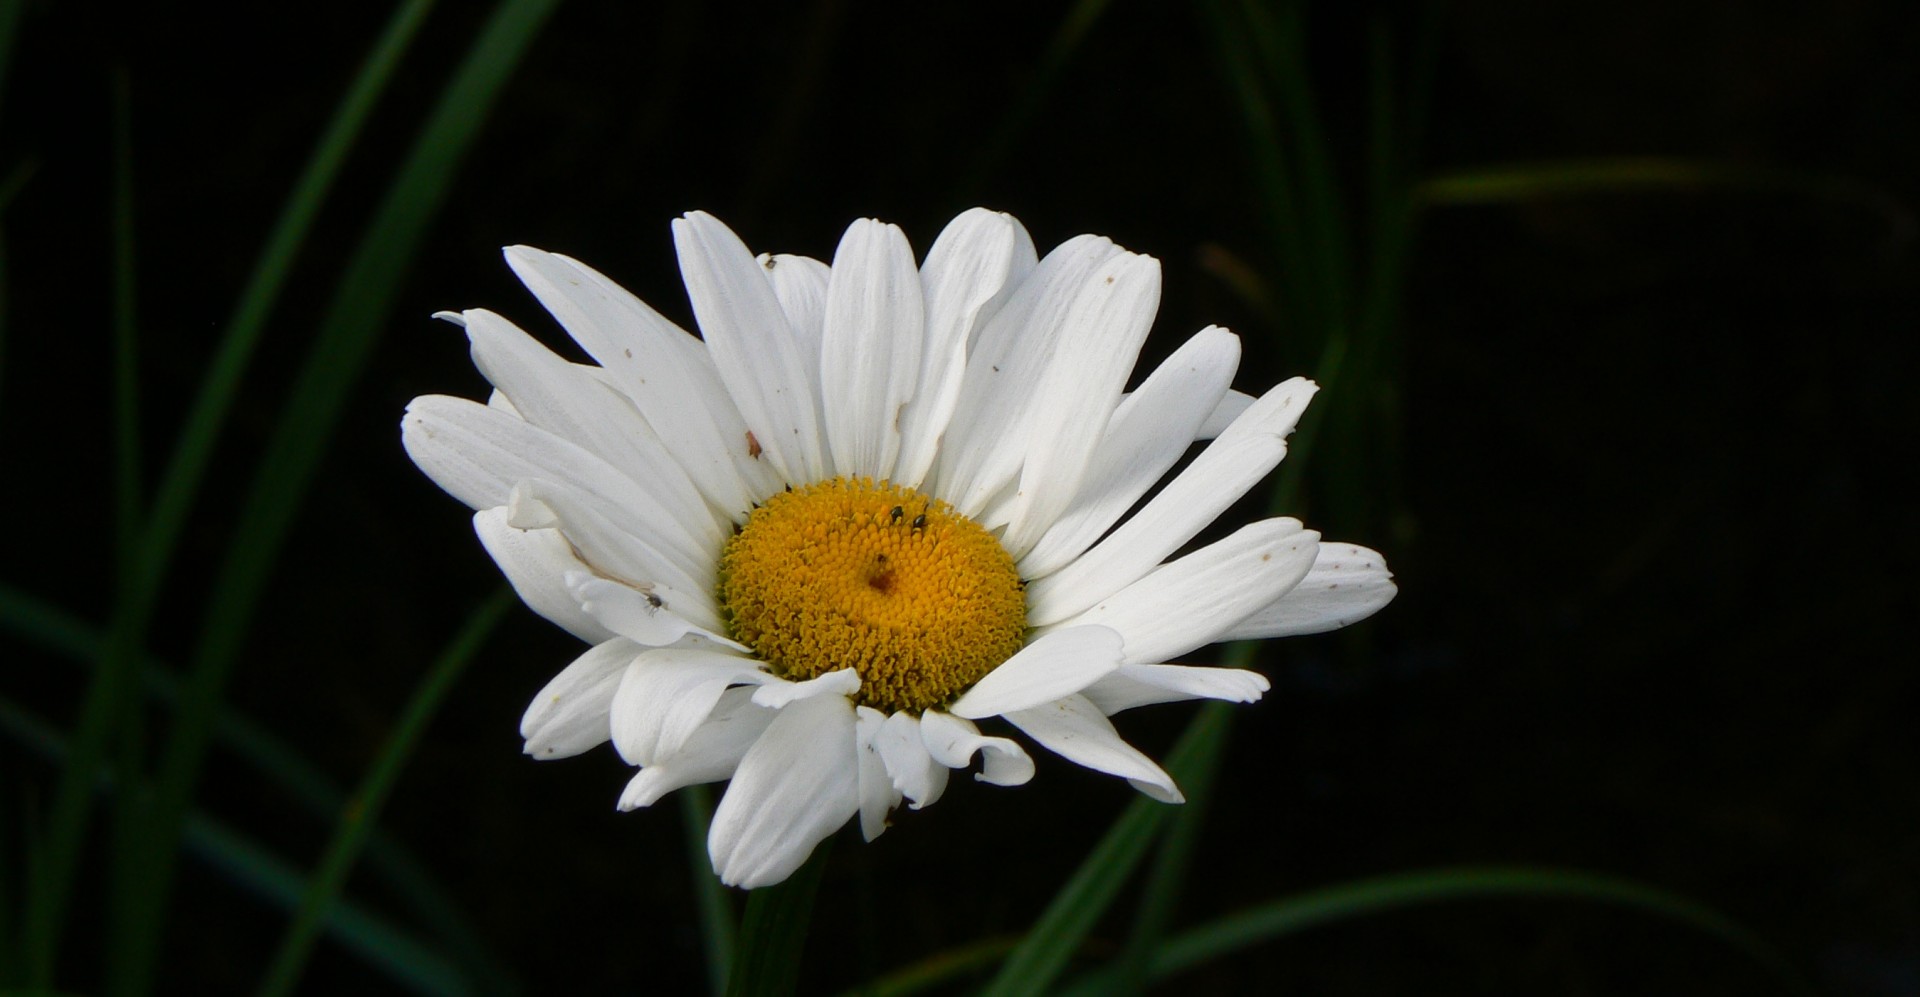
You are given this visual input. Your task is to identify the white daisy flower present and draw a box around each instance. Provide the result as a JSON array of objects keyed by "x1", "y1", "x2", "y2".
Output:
[{"x1": 401, "y1": 210, "x2": 1395, "y2": 889}]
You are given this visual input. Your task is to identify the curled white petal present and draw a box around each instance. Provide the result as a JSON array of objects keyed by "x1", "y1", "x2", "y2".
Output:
[
  {"x1": 854, "y1": 706, "x2": 900, "y2": 841},
  {"x1": 749, "y1": 667, "x2": 861, "y2": 709},
  {"x1": 876, "y1": 711, "x2": 948, "y2": 809},
  {"x1": 918, "y1": 710, "x2": 1035, "y2": 787}
]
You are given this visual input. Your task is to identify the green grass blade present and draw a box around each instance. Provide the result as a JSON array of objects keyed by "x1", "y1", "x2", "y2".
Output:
[
  {"x1": 0, "y1": 583, "x2": 512, "y2": 993},
  {"x1": 977, "y1": 701, "x2": 1234, "y2": 997},
  {"x1": 109, "y1": 67, "x2": 141, "y2": 572},
  {"x1": 0, "y1": 695, "x2": 471, "y2": 997},
  {"x1": 0, "y1": 215, "x2": 9, "y2": 429},
  {"x1": 679, "y1": 784, "x2": 736, "y2": 996},
  {"x1": 1201, "y1": 0, "x2": 1313, "y2": 337},
  {"x1": 725, "y1": 841, "x2": 833, "y2": 997},
  {"x1": 1067, "y1": 866, "x2": 1809, "y2": 994},
  {"x1": 828, "y1": 936, "x2": 1018, "y2": 997},
  {"x1": 256, "y1": 588, "x2": 511, "y2": 997},
  {"x1": 0, "y1": 0, "x2": 22, "y2": 119},
  {"x1": 0, "y1": 0, "x2": 25, "y2": 419},
  {"x1": 187, "y1": 816, "x2": 472, "y2": 997},
  {"x1": 961, "y1": 0, "x2": 1117, "y2": 194},
  {"x1": 0, "y1": 161, "x2": 33, "y2": 421},
  {"x1": 18, "y1": 1, "x2": 444, "y2": 982},
  {"x1": 1239, "y1": 0, "x2": 1352, "y2": 332},
  {"x1": 135, "y1": 0, "x2": 440, "y2": 622},
  {"x1": 1417, "y1": 157, "x2": 1911, "y2": 231},
  {"x1": 1110, "y1": 658, "x2": 1247, "y2": 995},
  {"x1": 106, "y1": 1, "x2": 562, "y2": 991}
]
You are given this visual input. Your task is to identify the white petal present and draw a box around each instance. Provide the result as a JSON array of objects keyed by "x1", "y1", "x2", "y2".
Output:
[
  {"x1": 473, "y1": 508, "x2": 612, "y2": 643},
  {"x1": 609, "y1": 648, "x2": 769, "y2": 767},
  {"x1": 894, "y1": 209, "x2": 1029, "y2": 488},
  {"x1": 708, "y1": 694, "x2": 860, "y2": 889},
  {"x1": 511, "y1": 479, "x2": 717, "y2": 627},
  {"x1": 618, "y1": 688, "x2": 776, "y2": 810},
  {"x1": 876, "y1": 711, "x2": 947, "y2": 809},
  {"x1": 1027, "y1": 378, "x2": 1316, "y2": 625},
  {"x1": 759, "y1": 253, "x2": 831, "y2": 371},
  {"x1": 918, "y1": 710, "x2": 1035, "y2": 786},
  {"x1": 999, "y1": 252, "x2": 1164, "y2": 556},
  {"x1": 1003, "y1": 694, "x2": 1184, "y2": 803},
  {"x1": 1079, "y1": 663, "x2": 1271, "y2": 716},
  {"x1": 1050, "y1": 518, "x2": 1321, "y2": 665},
  {"x1": 1196, "y1": 389, "x2": 1256, "y2": 440},
  {"x1": 401, "y1": 394, "x2": 644, "y2": 514},
  {"x1": 933, "y1": 234, "x2": 1127, "y2": 515},
  {"x1": 503, "y1": 246, "x2": 778, "y2": 520},
  {"x1": 947, "y1": 625, "x2": 1123, "y2": 720},
  {"x1": 1220, "y1": 542, "x2": 1397, "y2": 640},
  {"x1": 520, "y1": 638, "x2": 638, "y2": 759},
  {"x1": 758, "y1": 252, "x2": 832, "y2": 468},
  {"x1": 854, "y1": 706, "x2": 899, "y2": 841},
  {"x1": 749, "y1": 667, "x2": 860, "y2": 709},
  {"x1": 820, "y1": 219, "x2": 923, "y2": 479},
  {"x1": 564, "y1": 573, "x2": 741, "y2": 651},
  {"x1": 674, "y1": 212, "x2": 828, "y2": 483},
  {"x1": 1018, "y1": 326, "x2": 1241, "y2": 580},
  {"x1": 463, "y1": 308, "x2": 726, "y2": 554}
]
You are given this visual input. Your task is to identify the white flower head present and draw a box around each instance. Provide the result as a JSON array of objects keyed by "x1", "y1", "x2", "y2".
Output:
[{"x1": 402, "y1": 210, "x2": 1395, "y2": 889}]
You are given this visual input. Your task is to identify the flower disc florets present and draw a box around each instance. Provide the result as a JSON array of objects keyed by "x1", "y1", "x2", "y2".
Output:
[{"x1": 718, "y1": 477, "x2": 1027, "y2": 715}]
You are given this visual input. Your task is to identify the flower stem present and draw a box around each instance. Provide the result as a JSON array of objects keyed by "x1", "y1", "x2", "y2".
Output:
[{"x1": 725, "y1": 840, "x2": 834, "y2": 997}]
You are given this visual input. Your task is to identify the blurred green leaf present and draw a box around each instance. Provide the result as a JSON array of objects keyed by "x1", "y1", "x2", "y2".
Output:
[
  {"x1": 106, "y1": 1, "x2": 562, "y2": 990},
  {"x1": 0, "y1": 582, "x2": 506, "y2": 994},
  {"x1": 20, "y1": 0, "x2": 447, "y2": 982},
  {"x1": 1061, "y1": 866, "x2": 1807, "y2": 994},
  {"x1": 829, "y1": 936, "x2": 1017, "y2": 997},
  {"x1": 0, "y1": 696, "x2": 471, "y2": 997},
  {"x1": 257, "y1": 589, "x2": 512, "y2": 997},
  {"x1": 962, "y1": 0, "x2": 1118, "y2": 194},
  {"x1": 1111, "y1": 655, "x2": 1249, "y2": 995},
  {"x1": 726, "y1": 842, "x2": 832, "y2": 997},
  {"x1": 977, "y1": 702, "x2": 1234, "y2": 997},
  {"x1": 680, "y1": 784, "x2": 736, "y2": 996},
  {"x1": 0, "y1": 583, "x2": 514, "y2": 991}
]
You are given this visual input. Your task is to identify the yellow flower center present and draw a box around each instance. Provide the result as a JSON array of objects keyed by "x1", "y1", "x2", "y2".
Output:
[{"x1": 718, "y1": 477, "x2": 1028, "y2": 715}]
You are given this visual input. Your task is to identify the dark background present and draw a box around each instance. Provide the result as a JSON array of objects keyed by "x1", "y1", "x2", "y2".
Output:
[{"x1": 2, "y1": 1, "x2": 1915, "y2": 994}]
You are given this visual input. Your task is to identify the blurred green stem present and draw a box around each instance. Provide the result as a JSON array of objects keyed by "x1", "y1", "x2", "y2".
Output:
[
  {"x1": 978, "y1": 702, "x2": 1235, "y2": 997},
  {"x1": 680, "y1": 784, "x2": 736, "y2": 996},
  {"x1": 0, "y1": 694, "x2": 472, "y2": 997},
  {"x1": 725, "y1": 842, "x2": 832, "y2": 997},
  {"x1": 17, "y1": 0, "x2": 443, "y2": 983},
  {"x1": 100, "y1": 1, "x2": 558, "y2": 992},
  {"x1": 255, "y1": 588, "x2": 512, "y2": 997},
  {"x1": 0, "y1": 582, "x2": 511, "y2": 992},
  {"x1": 1061, "y1": 866, "x2": 1808, "y2": 994}
]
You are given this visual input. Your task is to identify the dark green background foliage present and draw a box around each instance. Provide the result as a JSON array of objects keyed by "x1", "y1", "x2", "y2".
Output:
[{"x1": 1, "y1": 1, "x2": 1914, "y2": 994}]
